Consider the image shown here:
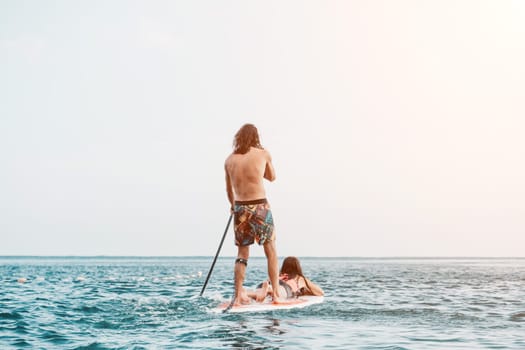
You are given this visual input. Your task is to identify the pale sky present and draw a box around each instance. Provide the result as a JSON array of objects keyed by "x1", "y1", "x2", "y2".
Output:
[{"x1": 1, "y1": 1, "x2": 524, "y2": 257}]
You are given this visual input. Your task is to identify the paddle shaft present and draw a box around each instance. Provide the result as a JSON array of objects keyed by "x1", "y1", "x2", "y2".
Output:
[{"x1": 200, "y1": 214, "x2": 233, "y2": 296}]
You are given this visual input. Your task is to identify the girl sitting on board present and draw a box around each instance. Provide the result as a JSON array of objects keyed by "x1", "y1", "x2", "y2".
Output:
[{"x1": 246, "y1": 256, "x2": 324, "y2": 302}]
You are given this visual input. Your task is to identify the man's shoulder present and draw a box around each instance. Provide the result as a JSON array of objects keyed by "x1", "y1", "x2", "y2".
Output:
[
  {"x1": 259, "y1": 148, "x2": 271, "y2": 160},
  {"x1": 252, "y1": 147, "x2": 271, "y2": 157},
  {"x1": 225, "y1": 153, "x2": 236, "y2": 166},
  {"x1": 225, "y1": 152, "x2": 245, "y2": 165}
]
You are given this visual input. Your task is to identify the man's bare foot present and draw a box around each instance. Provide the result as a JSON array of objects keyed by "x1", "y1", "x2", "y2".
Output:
[
  {"x1": 271, "y1": 296, "x2": 286, "y2": 304},
  {"x1": 255, "y1": 281, "x2": 269, "y2": 302},
  {"x1": 232, "y1": 298, "x2": 250, "y2": 306},
  {"x1": 233, "y1": 288, "x2": 251, "y2": 306},
  {"x1": 271, "y1": 287, "x2": 287, "y2": 304},
  {"x1": 272, "y1": 294, "x2": 286, "y2": 304}
]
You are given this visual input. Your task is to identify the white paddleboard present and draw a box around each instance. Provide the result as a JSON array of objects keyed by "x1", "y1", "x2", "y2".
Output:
[{"x1": 213, "y1": 296, "x2": 324, "y2": 313}]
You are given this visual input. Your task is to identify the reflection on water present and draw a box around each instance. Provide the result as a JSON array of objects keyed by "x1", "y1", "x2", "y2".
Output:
[{"x1": 263, "y1": 318, "x2": 286, "y2": 336}]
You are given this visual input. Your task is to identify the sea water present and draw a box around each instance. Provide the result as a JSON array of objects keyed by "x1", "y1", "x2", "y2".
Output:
[{"x1": 1, "y1": 256, "x2": 524, "y2": 349}]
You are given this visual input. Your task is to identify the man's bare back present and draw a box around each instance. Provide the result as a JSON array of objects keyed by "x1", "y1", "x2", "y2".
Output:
[{"x1": 225, "y1": 147, "x2": 276, "y2": 204}]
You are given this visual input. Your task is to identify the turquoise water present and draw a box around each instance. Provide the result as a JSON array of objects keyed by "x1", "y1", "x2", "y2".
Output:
[{"x1": 1, "y1": 257, "x2": 524, "y2": 349}]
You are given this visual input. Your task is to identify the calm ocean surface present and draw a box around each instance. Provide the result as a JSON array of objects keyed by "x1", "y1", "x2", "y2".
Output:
[{"x1": 1, "y1": 256, "x2": 524, "y2": 349}]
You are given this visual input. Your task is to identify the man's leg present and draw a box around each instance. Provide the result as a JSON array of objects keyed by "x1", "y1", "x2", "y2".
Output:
[
  {"x1": 233, "y1": 245, "x2": 250, "y2": 305},
  {"x1": 263, "y1": 240, "x2": 282, "y2": 301}
]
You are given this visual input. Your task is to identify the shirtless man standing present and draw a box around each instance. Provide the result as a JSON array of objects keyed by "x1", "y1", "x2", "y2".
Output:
[{"x1": 224, "y1": 124, "x2": 282, "y2": 305}]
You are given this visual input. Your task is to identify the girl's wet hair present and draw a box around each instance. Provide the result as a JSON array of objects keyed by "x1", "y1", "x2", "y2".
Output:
[
  {"x1": 280, "y1": 256, "x2": 313, "y2": 295},
  {"x1": 279, "y1": 256, "x2": 304, "y2": 278}
]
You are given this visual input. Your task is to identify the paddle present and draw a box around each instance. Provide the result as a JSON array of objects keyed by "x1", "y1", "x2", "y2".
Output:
[{"x1": 199, "y1": 214, "x2": 233, "y2": 296}]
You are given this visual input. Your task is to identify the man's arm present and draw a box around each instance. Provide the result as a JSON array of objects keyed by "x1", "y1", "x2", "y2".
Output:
[
  {"x1": 263, "y1": 150, "x2": 276, "y2": 181},
  {"x1": 225, "y1": 163, "x2": 234, "y2": 211}
]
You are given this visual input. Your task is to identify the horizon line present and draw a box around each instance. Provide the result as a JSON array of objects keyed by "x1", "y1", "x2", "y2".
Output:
[{"x1": 1, "y1": 255, "x2": 524, "y2": 259}]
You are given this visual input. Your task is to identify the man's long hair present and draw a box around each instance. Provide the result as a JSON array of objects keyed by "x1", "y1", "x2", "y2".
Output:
[{"x1": 233, "y1": 124, "x2": 262, "y2": 154}]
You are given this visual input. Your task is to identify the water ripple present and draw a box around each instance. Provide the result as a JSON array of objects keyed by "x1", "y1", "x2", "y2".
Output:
[{"x1": 1, "y1": 257, "x2": 524, "y2": 349}]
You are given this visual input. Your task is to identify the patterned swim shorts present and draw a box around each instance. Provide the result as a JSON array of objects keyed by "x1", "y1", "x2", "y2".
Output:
[{"x1": 233, "y1": 198, "x2": 275, "y2": 246}]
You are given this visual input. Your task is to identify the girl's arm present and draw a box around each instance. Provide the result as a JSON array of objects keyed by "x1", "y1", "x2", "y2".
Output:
[{"x1": 301, "y1": 277, "x2": 324, "y2": 296}]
